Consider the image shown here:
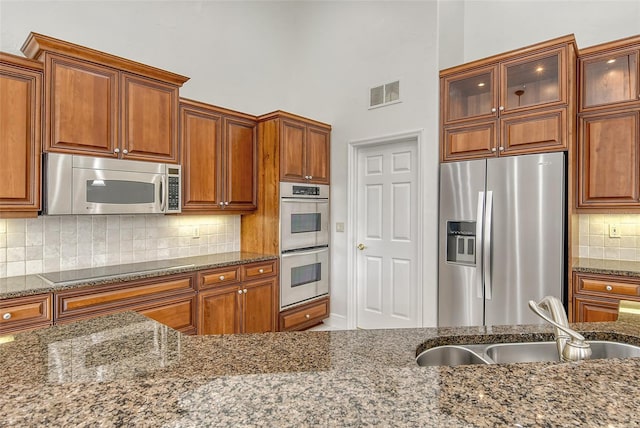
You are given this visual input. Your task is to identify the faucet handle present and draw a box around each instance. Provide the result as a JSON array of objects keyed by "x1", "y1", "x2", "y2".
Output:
[{"x1": 528, "y1": 300, "x2": 587, "y2": 343}]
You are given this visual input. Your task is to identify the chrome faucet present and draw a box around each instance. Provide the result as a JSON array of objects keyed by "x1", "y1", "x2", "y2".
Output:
[{"x1": 528, "y1": 296, "x2": 592, "y2": 362}]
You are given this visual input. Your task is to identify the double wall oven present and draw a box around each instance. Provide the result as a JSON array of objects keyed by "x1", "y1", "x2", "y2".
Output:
[{"x1": 280, "y1": 182, "x2": 330, "y2": 309}]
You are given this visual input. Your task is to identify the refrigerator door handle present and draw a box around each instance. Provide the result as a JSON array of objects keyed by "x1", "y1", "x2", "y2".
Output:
[
  {"x1": 476, "y1": 191, "x2": 485, "y2": 299},
  {"x1": 484, "y1": 190, "x2": 493, "y2": 300}
]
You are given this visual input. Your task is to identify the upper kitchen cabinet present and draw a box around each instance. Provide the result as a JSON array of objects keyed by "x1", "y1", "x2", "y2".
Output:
[
  {"x1": 579, "y1": 35, "x2": 640, "y2": 112},
  {"x1": 440, "y1": 35, "x2": 576, "y2": 162},
  {"x1": 577, "y1": 35, "x2": 640, "y2": 210},
  {"x1": 21, "y1": 32, "x2": 188, "y2": 163},
  {"x1": 180, "y1": 99, "x2": 257, "y2": 214},
  {"x1": 276, "y1": 113, "x2": 331, "y2": 184},
  {"x1": 0, "y1": 53, "x2": 42, "y2": 218}
]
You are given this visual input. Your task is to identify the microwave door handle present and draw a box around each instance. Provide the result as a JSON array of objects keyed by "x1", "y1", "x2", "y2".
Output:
[{"x1": 159, "y1": 176, "x2": 166, "y2": 212}]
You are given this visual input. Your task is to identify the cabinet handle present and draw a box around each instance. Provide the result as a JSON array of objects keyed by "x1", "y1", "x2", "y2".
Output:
[
  {"x1": 122, "y1": 149, "x2": 128, "y2": 155},
  {"x1": 258, "y1": 268, "x2": 264, "y2": 274},
  {"x1": 491, "y1": 108, "x2": 497, "y2": 113},
  {"x1": 219, "y1": 275, "x2": 225, "y2": 280},
  {"x1": 114, "y1": 148, "x2": 120, "y2": 154},
  {"x1": 499, "y1": 106, "x2": 504, "y2": 111},
  {"x1": 2, "y1": 313, "x2": 11, "y2": 320},
  {"x1": 606, "y1": 285, "x2": 613, "y2": 291},
  {"x1": 305, "y1": 314, "x2": 310, "y2": 319}
]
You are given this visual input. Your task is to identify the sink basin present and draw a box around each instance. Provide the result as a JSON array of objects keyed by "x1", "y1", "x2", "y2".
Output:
[
  {"x1": 417, "y1": 340, "x2": 640, "y2": 366},
  {"x1": 416, "y1": 345, "x2": 491, "y2": 367}
]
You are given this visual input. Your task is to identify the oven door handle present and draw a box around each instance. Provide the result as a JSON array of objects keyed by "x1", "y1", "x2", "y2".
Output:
[
  {"x1": 281, "y1": 247, "x2": 329, "y2": 258},
  {"x1": 281, "y1": 198, "x2": 329, "y2": 204}
]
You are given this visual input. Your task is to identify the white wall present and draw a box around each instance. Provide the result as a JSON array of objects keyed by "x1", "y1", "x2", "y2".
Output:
[{"x1": 462, "y1": 1, "x2": 640, "y2": 63}]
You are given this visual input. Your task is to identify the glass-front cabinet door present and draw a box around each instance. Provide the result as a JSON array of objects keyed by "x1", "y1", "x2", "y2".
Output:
[
  {"x1": 500, "y1": 47, "x2": 565, "y2": 114},
  {"x1": 580, "y1": 49, "x2": 639, "y2": 111},
  {"x1": 442, "y1": 65, "x2": 498, "y2": 124}
]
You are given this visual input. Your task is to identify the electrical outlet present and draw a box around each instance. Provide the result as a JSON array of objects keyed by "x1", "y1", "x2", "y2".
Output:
[
  {"x1": 609, "y1": 224, "x2": 621, "y2": 238},
  {"x1": 193, "y1": 226, "x2": 200, "y2": 239},
  {"x1": 336, "y1": 222, "x2": 345, "y2": 233}
]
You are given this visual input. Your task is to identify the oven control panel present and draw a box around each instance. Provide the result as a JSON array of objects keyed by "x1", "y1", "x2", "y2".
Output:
[{"x1": 292, "y1": 185, "x2": 320, "y2": 196}]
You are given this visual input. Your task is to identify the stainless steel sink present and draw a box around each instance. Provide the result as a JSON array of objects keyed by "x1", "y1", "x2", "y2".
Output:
[
  {"x1": 416, "y1": 345, "x2": 492, "y2": 367},
  {"x1": 417, "y1": 341, "x2": 640, "y2": 367}
]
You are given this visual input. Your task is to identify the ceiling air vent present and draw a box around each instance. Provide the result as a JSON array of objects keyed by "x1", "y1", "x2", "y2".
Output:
[{"x1": 369, "y1": 80, "x2": 400, "y2": 109}]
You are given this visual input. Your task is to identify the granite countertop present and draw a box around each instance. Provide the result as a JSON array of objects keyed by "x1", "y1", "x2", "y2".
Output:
[
  {"x1": 572, "y1": 257, "x2": 640, "y2": 278},
  {"x1": 2, "y1": 313, "x2": 640, "y2": 426},
  {"x1": 0, "y1": 251, "x2": 278, "y2": 299}
]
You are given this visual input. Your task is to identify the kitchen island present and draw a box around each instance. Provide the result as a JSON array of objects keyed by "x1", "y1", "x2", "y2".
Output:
[{"x1": 1, "y1": 312, "x2": 640, "y2": 426}]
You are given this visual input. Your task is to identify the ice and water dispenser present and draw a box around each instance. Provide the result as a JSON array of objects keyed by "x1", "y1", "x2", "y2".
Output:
[{"x1": 446, "y1": 221, "x2": 476, "y2": 265}]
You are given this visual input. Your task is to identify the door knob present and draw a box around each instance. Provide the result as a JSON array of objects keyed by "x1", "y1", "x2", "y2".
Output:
[{"x1": 357, "y1": 243, "x2": 366, "y2": 251}]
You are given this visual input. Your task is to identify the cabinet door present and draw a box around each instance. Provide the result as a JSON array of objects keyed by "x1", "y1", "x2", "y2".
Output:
[
  {"x1": 180, "y1": 104, "x2": 223, "y2": 211},
  {"x1": 306, "y1": 126, "x2": 330, "y2": 184},
  {"x1": 573, "y1": 296, "x2": 619, "y2": 322},
  {"x1": 198, "y1": 286, "x2": 241, "y2": 335},
  {"x1": 121, "y1": 73, "x2": 179, "y2": 162},
  {"x1": 45, "y1": 54, "x2": 118, "y2": 156},
  {"x1": 280, "y1": 119, "x2": 306, "y2": 182},
  {"x1": 224, "y1": 116, "x2": 257, "y2": 210},
  {"x1": 578, "y1": 110, "x2": 640, "y2": 208},
  {"x1": 500, "y1": 108, "x2": 566, "y2": 156},
  {"x1": 500, "y1": 47, "x2": 566, "y2": 114},
  {"x1": 441, "y1": 121, "x2": 496, "y2": 161},
  {"x1": 0, "y1": 61, "x2": 41, "y2": 216},
  {"x1": 138, "y1": 293, "x2": 197, "y2": 335},
  {"x1": 581, "y1": 48, "x2": 639, "y2": 111},
  {"x1": 242, "y1": 277, "x2": 276, "y2": 333},
  {"x1": 441, "y1": 65, "x2": 498, "y2": 125}
]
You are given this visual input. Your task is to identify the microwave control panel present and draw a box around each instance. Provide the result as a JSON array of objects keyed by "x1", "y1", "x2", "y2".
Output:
[{"x1": 168, "y1": 175, "x2": 180, "y2": 211}]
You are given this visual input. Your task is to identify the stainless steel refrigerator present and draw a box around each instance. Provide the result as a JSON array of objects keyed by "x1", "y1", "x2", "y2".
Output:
[{"x1": 438, "y1": 152, "x2": 565, "y2": 327}]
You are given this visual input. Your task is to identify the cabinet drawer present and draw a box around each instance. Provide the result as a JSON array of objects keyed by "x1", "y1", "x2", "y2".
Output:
[
  {"x1": 0, "y1": 293, "x2": 52, "y2": 334},
  {"x1": 138, "y1": 293, "x2": 197, "y2": 335},
  {"x1": 242, "y1": 260, "x2": 277, "y2": 280},
  {"x1": 577, "y1": 276, "x2": 640, "y2": 297},
  {"x1": 279, "y1": 297, "x2": 329, "y2": 332},
  {"x1": 199, "y1": 267, "x2": 240, "y2": 289},
  {"x1": 56, "y1": 275, "x2": 194, "y2": 320}
]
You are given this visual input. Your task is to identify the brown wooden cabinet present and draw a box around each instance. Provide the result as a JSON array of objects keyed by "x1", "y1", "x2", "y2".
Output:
[
  {"x1": 278, "y1": 114, "x2": 330, "y2": 184},
  {"x1": 576, "y1": 35, "x2": 640, "y2": 210},
  {"x1": 440, "y1": 35, "x2": 576, "y2": 162},
  {"x1": 279, "y1": 296, "x2": 329, "y2": 331},
  {"x1": 197, "y1": 260, "x2": 278, "y2": 335},
  {"x1": 0, "y1": 53, "x2": 42, "y2": 218},
  {"x1": 21, "y1": 32, "x2": 188, "y2": 163},
  {"x1": 571, "y1": 271, "x2": 640, "y2": 322},
  {"x1": 54, "y1": 273, "x2": 197, "y2": 334},
  {"x1": 179, "y1": 99, "x2": 257, "y2": 213},
  {"x1": 0, "y1": 293, "x2": 52, "y2": 334}
]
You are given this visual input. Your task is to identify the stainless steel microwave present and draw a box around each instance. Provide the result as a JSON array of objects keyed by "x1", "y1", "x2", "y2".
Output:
[{"x1": 44, "y1": 153, "x2": 181, "y2": 215}]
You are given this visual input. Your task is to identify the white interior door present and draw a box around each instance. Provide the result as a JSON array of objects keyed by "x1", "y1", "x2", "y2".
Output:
[{"x1": 355, "y1": 139, "x2": 419, "y2": 329}]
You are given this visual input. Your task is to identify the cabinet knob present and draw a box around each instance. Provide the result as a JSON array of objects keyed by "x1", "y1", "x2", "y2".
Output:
[
  {"x1": 224, "y1": 201, "x2": 229, "y2": 206},
  {"x1": 238, "y1": 289, "x2": 243, "y2": 294},
  {"x1": 499, "y1": 106, "x2": 504, "y2": 111},
  {"x1": 606, "y1": 285, "x2": 613, "y2": 291},
  {"x1": 243, "y1": 289, "x2": 248, "y2": 294},
  {"x1": 122, "y1": 149, "x2": 128, "y2": 155},
  {"x1": 309, "y1": 176, "x2": 313, "y2": 180},
  {"x1": 114, "y1": 148, "x2": 120, "y2": 154},
  {"x1": 219, "y1": 202, "x2": 225, "y2": 207},
  {"x1": 499, "y1": 147, "x2": 504, "y2": 151},
  {"x1": 491, "y1": 148, "x2": 497, "y2": 152},
  {"x1": 491, "y1": 108, "x2": 497, "y2": 113},
  {"x1": 2, "y1": 313, "x2": 11, "y2": 320},
  {"x1": 258, "y1": 268, "x2": 264, "y2": 273},
  {"x1": 305, "y1": 314, "x2": 310, "y2": 319},
  {"x1": 219, "y1": 275, "x2": 225, "y2": 280}
]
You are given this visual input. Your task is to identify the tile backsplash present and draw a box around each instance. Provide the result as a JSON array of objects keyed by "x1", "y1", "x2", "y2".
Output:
[
  {"x1": 577, "y1": 214, "x2": 640, "y2": 261},
  {"x1": 0, "y1": 215, "x2": 240, "y2": 278}
]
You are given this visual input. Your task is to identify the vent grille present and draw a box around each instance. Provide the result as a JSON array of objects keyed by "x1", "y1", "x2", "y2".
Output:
[{"x1": 369, "y1": 80, "x2": 400, "y2": 109}]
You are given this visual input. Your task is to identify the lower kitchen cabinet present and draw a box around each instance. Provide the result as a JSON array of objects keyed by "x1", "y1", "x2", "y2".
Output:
[
  {"x1": 197, "y1": 260, "x2": 279, "y2": 335},
  {"x1": 279, "y1": 296, "x2": 329, "y2": 332},
  {"x1": 572, "y1": 272, "x2": 640, "y2": 322},
  {"x1": 0, "y1": 293, "x2": 52, "y2": 334}
]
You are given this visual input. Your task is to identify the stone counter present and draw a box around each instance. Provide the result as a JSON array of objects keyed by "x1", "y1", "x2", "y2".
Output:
[
  {"x1": 573, "y1": 257, "x2": 640, "y2": 278},
  {"x1": 0, "y1": 251, "x2": 277, "y2": 299},
  {"x1": 1, "y1": 312, "x2": 640, "y2": 426}
]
